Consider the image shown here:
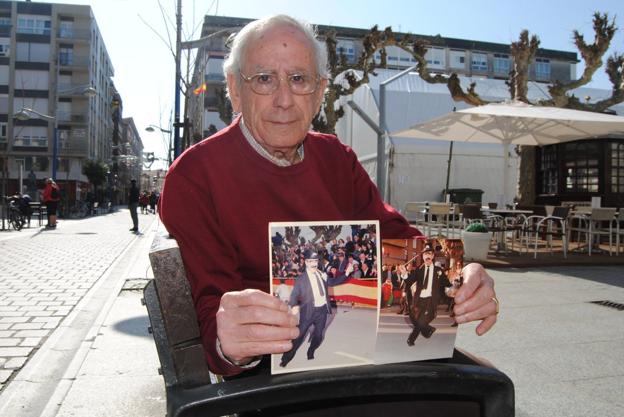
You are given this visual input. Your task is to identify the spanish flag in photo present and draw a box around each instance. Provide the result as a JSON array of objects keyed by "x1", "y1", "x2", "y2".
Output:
[{"x1": 193, "y1": 83, "x2": 207, "y2": 95}]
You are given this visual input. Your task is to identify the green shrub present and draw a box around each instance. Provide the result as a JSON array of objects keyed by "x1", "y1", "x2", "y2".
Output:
[{"x1": 465, "y1": 222, "x2": 489, "y2": 233}]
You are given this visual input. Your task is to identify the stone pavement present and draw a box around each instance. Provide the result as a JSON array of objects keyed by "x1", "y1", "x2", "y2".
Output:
[{"x1": 0, "y1": 208, "x2": 160, "y2": 416}]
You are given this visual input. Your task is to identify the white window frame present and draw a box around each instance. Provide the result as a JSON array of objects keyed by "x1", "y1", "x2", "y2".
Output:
[
  {"x1": 425, "y1": 47, "x2": 445, "y2": 69},
  {"x1": 535, "y1": 58, "x2": 551, "y2": 79},
  {"x1": 449, "y1": 50, "x2": 465, "y2": 69},
  {"x1": 0, "y1": 38, "x2": 10, "y2": 57},
  {"x1": 493, "y1": 53, "x2": 511, "y2": 75},
  {"x1": 336, "y1": 40, "x2": 356, "y2": 61},
  {"x1": 17, "y1": 15, "x2": 51, "y2": 35},
  {"x1": 471, "y1": 53, "x2": 488, "y2": 72},
  {"x1": 13, "y1": 126, "x2": 48, "y2": 148}
]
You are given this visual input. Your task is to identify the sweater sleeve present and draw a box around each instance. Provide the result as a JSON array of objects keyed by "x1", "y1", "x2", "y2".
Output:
[{"x1": 159, "y1": 163, "x2": 247, "y2": 377}]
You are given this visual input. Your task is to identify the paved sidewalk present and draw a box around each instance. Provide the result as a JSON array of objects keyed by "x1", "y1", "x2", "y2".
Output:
[{"x1": 0, "y1": 209, "x2": 160, "y2": 416}]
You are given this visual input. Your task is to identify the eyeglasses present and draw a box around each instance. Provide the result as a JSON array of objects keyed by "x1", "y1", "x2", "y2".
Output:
[{"x1": 239, "y1": 71, "x2": 320, "y2": 95}]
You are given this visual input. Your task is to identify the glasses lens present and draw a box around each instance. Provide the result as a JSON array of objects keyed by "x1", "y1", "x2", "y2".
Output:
[
  {"x1": 244, "y1": 72, "x2": 318, "y2": 95},
  {"x1": 287, "y1": 74, "x2": 317, "y2": 94}
]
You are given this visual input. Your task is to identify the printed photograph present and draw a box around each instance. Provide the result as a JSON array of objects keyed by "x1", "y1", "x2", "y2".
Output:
[
  {"x1": 375, "y1": 238, "x2": 464, "y2": 364},
  {"x1": 269, "y1": 220, "x2": 381, "y2": 374}
]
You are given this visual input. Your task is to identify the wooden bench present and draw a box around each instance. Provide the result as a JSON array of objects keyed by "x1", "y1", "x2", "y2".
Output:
[{"x1": 144, "y1": 231, "x2": 514, "y2": 417}]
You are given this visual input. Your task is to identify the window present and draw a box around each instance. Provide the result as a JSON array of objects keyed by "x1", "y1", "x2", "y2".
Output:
[
  {"x1": 535, "y1": 58, "x2": 550, "y2": 79},
  {"x1": 59, "y1": 20, "x2": 73, "y2": 38},
  {"x1": 0, "y1": 38, "x2": 10, "y2": 57},
  {"x1": 13, "y1": 97, "x2": 49, "y2": 115},
  {"x1": 0, "y1": 93, "x2": 7, "y2": 113},
  {"x1": 449, "y1": 50, "x2": 465, "y2": 69},
  {"x1": 0, "y1": 122, "x2": 6, "y2": 143},
  {"x1": 16, "y1": 42, "x2": 50, "y2": 62},
  {"x1": 25, "y1": 156, "x2": 49, "y2": 171},
  {"x1": 539, "y1": 145, "x2": 558, "y2": 194},
  {"x1": 563, "y1": 142, "x2": 600, "y2": 192},
  {"x1": 0, "y1": 17, "x2": 11, "y2": 28},
  {"x1": 425, "y1": 47, "x2": 445, "y2": 69},
  {"x1": 14, "y1": 69, "x2": 49, "y2": 90},
  {"x1": 610, "y1": 142, "x2": 624, "y2": 193},
  {"x1": 493, "y1": 53, "x2": 511, "y2": 75},
  {"x1": 336, "y1": 40, "x2": 355, "y2": 61},
  {"x1": 17, "y1": 15, "x2": 51, "y2": 35},
  {"x1": 13, "y1": 126, "x2": 48, "y2": 147},
  {"x1": 471, "y1": 53, "x2": 488, "y2": 71},
  {"x1": 59, "y1": 46, "x2": 73, "y2": 65}
]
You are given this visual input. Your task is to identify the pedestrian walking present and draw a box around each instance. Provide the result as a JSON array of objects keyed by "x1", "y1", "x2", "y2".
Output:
[
  {"x1": 41, "y1": 178, "x2": 60, "y2": 228},
  {"x1": 128, "y1": 179, "x2": 139, "y2": 232},
  {"x1": 149, "y1": 191, "x2": 158, "y2": 214}
]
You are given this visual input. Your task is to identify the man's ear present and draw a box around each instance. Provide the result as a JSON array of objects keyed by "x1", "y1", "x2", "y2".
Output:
[
  {"x1": 227, "y1": 73, "x2": 241, "y2": 113},
  {"x1": 314, "y1": 77, "x2": 328, "y2": 111}
]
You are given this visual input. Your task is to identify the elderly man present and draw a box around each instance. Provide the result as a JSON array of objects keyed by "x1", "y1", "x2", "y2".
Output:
[{"x1": 159, "y1": 14, "x2": 498, "y2": 377}]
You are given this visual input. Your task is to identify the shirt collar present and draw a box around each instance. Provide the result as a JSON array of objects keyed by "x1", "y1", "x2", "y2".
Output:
[{"x1": 240, "y1": 117, "x2": 305, "y2": 167}]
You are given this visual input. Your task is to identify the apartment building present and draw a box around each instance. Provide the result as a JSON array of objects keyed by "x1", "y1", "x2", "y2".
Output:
[
  {"x1": 0, "y1": 0, "x2": 128, "y2": 204},
  {"x1": 188, "y1": 15, "x2": 577, "y2": 139}
]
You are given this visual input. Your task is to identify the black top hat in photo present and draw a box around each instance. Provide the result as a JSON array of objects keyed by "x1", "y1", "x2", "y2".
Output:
[
  {"x1": 303, "y1": 249, "x2": 319, "y2": 260},
  {"x1": 421, "y1": 243, "x2": 434, "y2": 254}
]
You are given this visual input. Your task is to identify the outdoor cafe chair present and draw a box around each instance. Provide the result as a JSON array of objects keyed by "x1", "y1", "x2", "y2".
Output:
[
  {"x1": 568, "y1": 207, "x2": 617, "y2": 256},
  {"x1": 614, "y1": 209, "x2": 624, "y2": 256},
  {"x1": 402, "y1": 201, "x2": 428, "y2": 227},
  {"x1": 459, "y1": 204, "x2": 484, "y2": 229},
  {"x1": 423, "y1": 202, "x2": 456, "y2": 238},
  {"x1": 521, "y1": 206, "x2": 570, "y2": 259}
]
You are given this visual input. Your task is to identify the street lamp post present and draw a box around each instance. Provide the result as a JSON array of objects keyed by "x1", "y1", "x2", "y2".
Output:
[
  {"x1": 13, "y1": 86, "x2": 96, "y2": 181},
  {"x1": 145, "y1": 125, "x2": 173, "y2": 167}
]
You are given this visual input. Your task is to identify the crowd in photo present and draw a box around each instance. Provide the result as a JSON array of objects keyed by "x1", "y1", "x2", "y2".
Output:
[{"x1": 271, "y1": 224, "x2": 379, "y2": 282}]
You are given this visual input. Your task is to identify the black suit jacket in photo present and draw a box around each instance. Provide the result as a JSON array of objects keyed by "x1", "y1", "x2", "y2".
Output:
[{"x1": 288, "y1": 269, "x2": 350, "y2": 322}]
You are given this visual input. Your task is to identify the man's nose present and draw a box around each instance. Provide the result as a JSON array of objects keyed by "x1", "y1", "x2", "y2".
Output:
[{"x1": 273, "y1": 79, "x2": 295, "y2": 108}]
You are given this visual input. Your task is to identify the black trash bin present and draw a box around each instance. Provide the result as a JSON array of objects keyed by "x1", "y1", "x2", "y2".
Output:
[{"x1": 447, "y1": 188, "x2": 484, "y2": 204}]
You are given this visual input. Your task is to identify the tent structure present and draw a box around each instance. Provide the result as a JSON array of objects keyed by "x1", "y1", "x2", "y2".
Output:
[{"x1": 392, "y1": 101, "x2": 624, "y2": 204}]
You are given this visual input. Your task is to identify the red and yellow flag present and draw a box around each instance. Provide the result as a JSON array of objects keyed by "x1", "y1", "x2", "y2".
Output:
[{"x1": 193, "y1": 83, "x2": 207, "y2": 95}]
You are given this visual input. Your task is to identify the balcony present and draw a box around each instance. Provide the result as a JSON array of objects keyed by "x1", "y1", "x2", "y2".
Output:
[
  {"x1": 13, "y1": 137, "x2": 48, "y2": 147},
  {"x1": 57, "y1": 84, "x2": 95, "y2": 97},
  {"x1": 56, "y1": 111, "x2": 89, "y2": 124},
  {"x1": 58, "y1": 55, "x2": 90, "y2": 68},
  {"x1": 57, "y1": 28, "x2": 91, "y2": 42}
]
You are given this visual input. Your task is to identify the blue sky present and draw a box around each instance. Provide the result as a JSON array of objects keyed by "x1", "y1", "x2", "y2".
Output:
[{"x1": 54, "y1": 0, "x2": 624, "y2": 165}]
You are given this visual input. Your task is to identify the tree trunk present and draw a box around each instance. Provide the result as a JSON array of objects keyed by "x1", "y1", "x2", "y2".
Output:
[{"x1": 516, "y1": 146, "x2": 536, "y2": 205}]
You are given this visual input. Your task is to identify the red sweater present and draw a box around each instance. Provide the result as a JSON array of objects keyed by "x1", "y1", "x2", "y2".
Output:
[{"x1": 159, "y1": 118, "x2": 421, "y2": 375}]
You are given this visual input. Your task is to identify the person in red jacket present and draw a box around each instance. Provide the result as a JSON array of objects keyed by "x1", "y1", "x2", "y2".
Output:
[
  {"x1": 41, "y1": 178, "x2": 60, "y2": 228},
  {"x1": 159, "y1": 14, "x2": 499, "y2": 376}
]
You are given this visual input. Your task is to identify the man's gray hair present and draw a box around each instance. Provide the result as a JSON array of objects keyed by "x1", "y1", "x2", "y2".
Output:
[{"x1": 223, "y1": 15, "x2": 329, "y2": 94}]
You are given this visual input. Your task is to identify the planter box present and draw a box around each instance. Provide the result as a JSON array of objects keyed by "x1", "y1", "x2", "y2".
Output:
[{"x1": 462, "y1": 231, "x2": 493, "y2": 261}]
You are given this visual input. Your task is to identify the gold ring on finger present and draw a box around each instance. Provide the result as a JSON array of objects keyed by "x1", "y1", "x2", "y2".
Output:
[{"x1": 491, "y1": 296, "x2": 500, "y2": 315}]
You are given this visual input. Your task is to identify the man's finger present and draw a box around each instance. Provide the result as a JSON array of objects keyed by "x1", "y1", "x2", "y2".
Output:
[
  {"x1": 222, "y1": 339, "x2": 294, "y2": 361},
  {"x1": 475, "y1": 314, "x2": 497, "y2": 335},
  {"x1": 455, "y1": 263, "x2": 492, "y2": 303},
  {"x1": 222, "y1": 288, "x2": 288, "y2": 311},
  {"x1": 454, "y1": 291, "x2": 497, "y2": 324},
  {"x1": 453, "y1": 284, "x2": 495, "y2": 317}
]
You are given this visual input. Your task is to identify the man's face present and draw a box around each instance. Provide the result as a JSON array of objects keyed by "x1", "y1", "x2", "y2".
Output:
[
  {"x1": 422, "y1": 251, "x2": 434, "y2": 265},
  {"x1": 227, "y1": 25, "x2": 327, "y2": 156},
  {"x1": 305, "y1": 258, "x2": 319, "y2": 270}
]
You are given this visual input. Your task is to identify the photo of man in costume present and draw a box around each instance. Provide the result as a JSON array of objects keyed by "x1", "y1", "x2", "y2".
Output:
[
  {"x1": 402, "y1": 243, "x2": 452, "y2": 346},
  {"x1": 279, "y1": 249, "x2": 353, "y2": 367}
]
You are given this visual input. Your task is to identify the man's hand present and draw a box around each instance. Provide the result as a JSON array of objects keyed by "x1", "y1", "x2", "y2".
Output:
[
  {"x1": 216, "y1": 289, "x2": 299, "y2": 365},
  {"x1": 452, "y1": 263, "x2": 498, "y2": 335}
]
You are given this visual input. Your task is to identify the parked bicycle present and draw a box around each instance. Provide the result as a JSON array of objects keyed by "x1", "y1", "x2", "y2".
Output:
[{"x1": 4, "y1": 195, "x2": 28, "y2": 231}]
